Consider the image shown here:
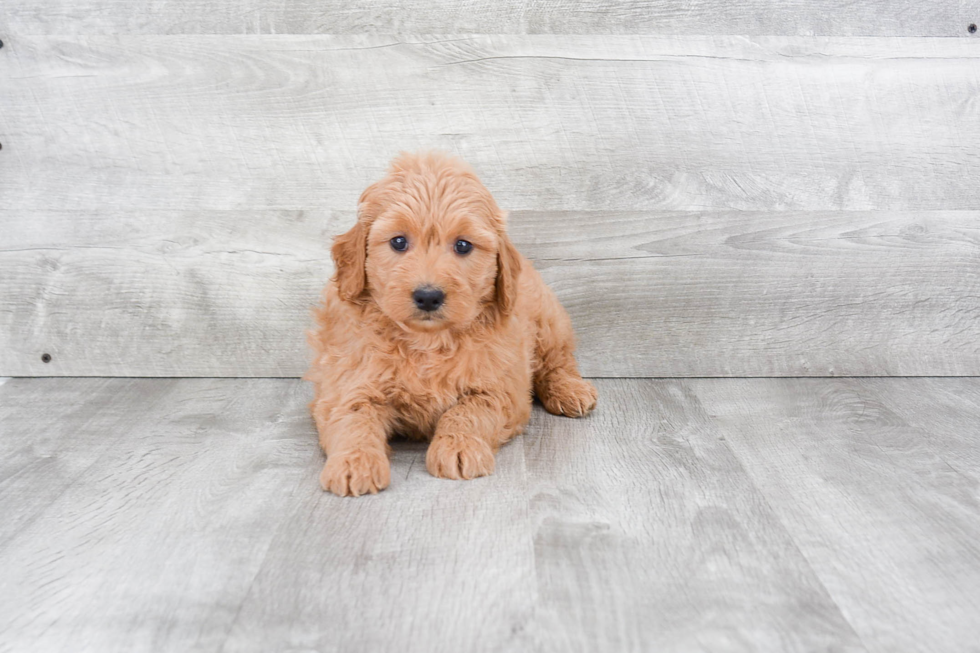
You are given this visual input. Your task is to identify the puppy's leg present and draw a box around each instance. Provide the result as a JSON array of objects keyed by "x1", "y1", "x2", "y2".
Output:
[
  {"x1": 426, "y1": 393, "x2": 508, "y2": 480},
  {"x1": 314, "y1": 399, "x2": 391, "y2": 497},
  {"x1": 531, "y1": 285, "x2": 598, "y2": 417}
]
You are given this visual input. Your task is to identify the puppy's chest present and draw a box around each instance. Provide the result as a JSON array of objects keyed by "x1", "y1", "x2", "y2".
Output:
[{"x1": 383, "y1": 351, "x2": 466, "y2": 436}]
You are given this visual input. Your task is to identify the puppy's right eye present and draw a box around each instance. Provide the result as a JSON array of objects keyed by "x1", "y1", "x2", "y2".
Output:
[{"x1": 390, "y1": 236, "x2": 408, "y2": 252}]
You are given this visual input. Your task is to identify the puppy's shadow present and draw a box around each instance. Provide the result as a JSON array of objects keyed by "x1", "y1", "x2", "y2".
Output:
[{"x1": 388, "y1": 435, "x2": 430, "y2": 482}]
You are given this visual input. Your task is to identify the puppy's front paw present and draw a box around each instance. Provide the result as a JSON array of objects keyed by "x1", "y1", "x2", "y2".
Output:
[
  {"x1": 320, "y1": 448, "x2": 390, "y2": 497},
  {"x1": 426, "y1": 435, "x2": 495, "y2": 480},
  {"x1": 538, "y1": 373, "x2": 598, "y2": 417}
]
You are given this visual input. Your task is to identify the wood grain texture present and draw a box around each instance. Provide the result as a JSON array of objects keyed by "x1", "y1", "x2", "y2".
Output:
[
  {"x1": 1, "y1": 0, "x2": 977, "y2": 36},
  {"x1": 3, "y1": 378, "x2": 980, "y2": 651},
  {"x1": 0, "y1": 209, "x2": 340, "y2": 377},
  {"x1": 858, "y1": 378, "x2": 980, "y2": 479},
  {"x1": 0, "y1": 378, "x2": 317, "y2": 653},
  {"x1": 0, "y1": 378, "x2": 179, "y2": 546},
  {"x1": 2, "y1": 36, "x2": 979, "y2": 213},
  {"x1": 220, "y1": 430, "x2": 536, "y2": 652},
  {"x1": 0, "y1": 377, "x2": 875, "y2": 653},
  {"x1": 523, "y1": 378, "x2": 865, "y2": 652},
  {"x1": 2, "y1": 35, "x2": 978, "y2": 376},
  {"x1": 3, "y1": 209, "x2": 978, "y2": 377},
  {"x1": 691, "y1": 378, "x2": 980, "y2": 653}
]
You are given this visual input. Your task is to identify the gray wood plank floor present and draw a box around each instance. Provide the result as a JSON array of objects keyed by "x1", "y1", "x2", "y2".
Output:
[{"x1": 1, "y1": 377, "x2": 978, "y2": 652}]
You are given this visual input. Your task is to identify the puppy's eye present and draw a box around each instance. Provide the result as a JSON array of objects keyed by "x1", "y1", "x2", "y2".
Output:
[
  {"x1": 390, "y1": 236, "x2": 408, "y2": 252},
  {"x1": 454, "y1": 239, "x2": 473, "y2": 255}
]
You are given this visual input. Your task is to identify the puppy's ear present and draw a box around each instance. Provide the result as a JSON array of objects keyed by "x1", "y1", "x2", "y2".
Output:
[
  {"x1": 331, "y1": 222, "x2": 367, "y2": 302},
  {"x1": 495, "y1": 232, "x2": 522, "y2": 316},
  {"x1": 332, "y1": 181, "x2": 382, "y2": 302}
]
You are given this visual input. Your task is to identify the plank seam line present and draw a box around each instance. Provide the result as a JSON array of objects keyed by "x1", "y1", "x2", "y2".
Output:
[
  {"x1": 692, "y1": 384, "x2": 874, "y2": 652},
  {"x1": 0, "y1": 380, "x2": 178, "y2": 551},
  {"x1": 217, "y1": 448, "x2": 323, "y2": 651}
]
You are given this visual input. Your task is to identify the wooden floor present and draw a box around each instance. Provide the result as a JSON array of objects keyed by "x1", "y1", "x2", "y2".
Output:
[{"x1": 1, "y1": 377, "x2": 978, "y2": 653}]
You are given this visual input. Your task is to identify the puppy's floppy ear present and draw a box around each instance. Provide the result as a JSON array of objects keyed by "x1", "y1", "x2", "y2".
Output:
[
  {"x1": 331, "y1": 222, "x2": 367, "y2": 302},
  {"x1": 332, "y1": 181, "x2": 382, "y2": 303},
  {"x1": 495, "y1": 232, "x2": 522, "y2": 316}
]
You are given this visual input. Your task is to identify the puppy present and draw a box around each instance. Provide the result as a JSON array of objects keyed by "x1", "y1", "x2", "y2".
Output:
[{"x1": 306, "y1": 152, "x2": 597, "y2": 496}]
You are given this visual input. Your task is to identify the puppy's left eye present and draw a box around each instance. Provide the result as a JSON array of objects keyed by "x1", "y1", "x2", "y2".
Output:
[{"x1": 454, "y1": 239, "x2": 473, "y2": 255}]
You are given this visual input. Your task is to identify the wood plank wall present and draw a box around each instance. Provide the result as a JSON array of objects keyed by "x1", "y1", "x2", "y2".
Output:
[{"x1": 1, "y1": 4, "x2": 978, "y2": 377}]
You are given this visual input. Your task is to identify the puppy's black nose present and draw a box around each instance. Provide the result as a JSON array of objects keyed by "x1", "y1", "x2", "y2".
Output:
[{"x1": 413, "y1": 287, "x2": 445, "y2": 312}]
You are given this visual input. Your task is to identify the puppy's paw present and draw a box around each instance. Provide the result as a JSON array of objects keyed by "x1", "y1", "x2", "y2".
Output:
[
  {"x1": 538, "y1": 373, "x2": 598, "y2": 417},
  {"x1": 426, "y1": 435, "x2": 495, "y2": 480},
  {"x1": 320, "y1": 448, "x2": 390, "y2": 497}
]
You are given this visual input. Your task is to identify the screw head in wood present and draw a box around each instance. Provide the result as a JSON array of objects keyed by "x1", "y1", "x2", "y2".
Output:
[
  {"x1": 41, "y1": 353, "x2": 52, "y2": 363},
  {"x1": 970, "y1": 23, "x2": 978, "y2": 34}
]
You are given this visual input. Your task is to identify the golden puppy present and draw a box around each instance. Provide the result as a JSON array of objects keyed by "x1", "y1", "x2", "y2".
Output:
[{"x1": 306, "y1": 152, "x2": 597, "y2": 496}]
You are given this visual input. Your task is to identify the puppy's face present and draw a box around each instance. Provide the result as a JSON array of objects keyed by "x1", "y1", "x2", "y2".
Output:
[
  {"x1": 331, "y1": 153, "x2": 521, "y2": 333},
  {"x1": 366, "y1": 208, "x2": 498, "y2": 332}
]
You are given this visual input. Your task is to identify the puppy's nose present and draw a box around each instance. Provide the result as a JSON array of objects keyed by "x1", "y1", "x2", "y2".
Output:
[{"x1": 413, "y1": 286, "x2": 445, "y2": 312}]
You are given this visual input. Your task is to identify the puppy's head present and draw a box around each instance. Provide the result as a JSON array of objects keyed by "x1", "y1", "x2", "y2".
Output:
[{"x1": 332, "y1": 151, "x2": 521, "y2": 333}]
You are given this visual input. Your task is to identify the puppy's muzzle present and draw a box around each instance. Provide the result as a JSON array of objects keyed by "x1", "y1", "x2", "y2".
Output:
[{"x1": 412, "y1": 286, "x2": 445, "y2": 313}]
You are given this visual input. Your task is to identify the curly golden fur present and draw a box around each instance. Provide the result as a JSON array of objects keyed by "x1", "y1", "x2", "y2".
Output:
[{"x1": 306, "y1": 152, "x2": 597, "y2": 496}]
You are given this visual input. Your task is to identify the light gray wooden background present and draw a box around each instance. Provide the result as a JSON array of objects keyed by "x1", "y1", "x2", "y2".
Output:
[{"x1": 1, "y1": 3, "x2": 979, "y2": 377}]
